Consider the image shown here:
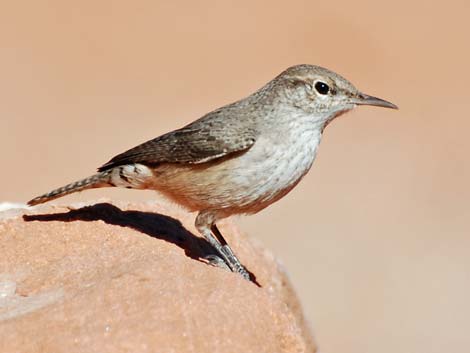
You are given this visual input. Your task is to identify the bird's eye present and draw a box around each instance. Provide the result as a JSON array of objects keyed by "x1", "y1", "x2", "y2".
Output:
[{"x1": 314, "y1": 81, "x2": 330, "y2": 95}]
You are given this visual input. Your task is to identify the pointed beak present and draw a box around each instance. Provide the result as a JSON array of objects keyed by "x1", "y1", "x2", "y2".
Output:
[{"x1": 353, "y1": 93, "x2": 398, "y2": 110}]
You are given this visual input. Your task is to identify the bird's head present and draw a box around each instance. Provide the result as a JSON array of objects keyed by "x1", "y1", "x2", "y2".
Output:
[{"x1": 271, "y1": 64, "x2": 397, "y2": 123}]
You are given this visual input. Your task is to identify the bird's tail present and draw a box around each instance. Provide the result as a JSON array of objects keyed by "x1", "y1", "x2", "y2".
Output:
[{"x1": 28, "y1": 170, "x2": 113, "y2": 206}]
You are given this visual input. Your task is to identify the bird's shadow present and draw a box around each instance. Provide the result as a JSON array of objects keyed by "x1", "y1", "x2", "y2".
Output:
[
  {"x1": 23, "y1": 202, "x2": 215, "y2": 261},
  {"x1": 22, "y1": 203, "x2": 258, "y2": 284}
]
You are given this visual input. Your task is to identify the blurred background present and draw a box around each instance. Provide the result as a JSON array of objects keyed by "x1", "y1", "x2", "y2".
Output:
[{"x1": 1, "y1": 1, "x2": 469, "y2": 352}]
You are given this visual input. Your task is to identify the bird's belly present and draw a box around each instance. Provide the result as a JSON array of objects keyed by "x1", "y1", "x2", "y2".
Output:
[
  {"x1": 225, "y1": 134, "x2": 320, "y2": 210},
  {"x1": 152, "y1": 129, "x2": 322, "y2": 215}
]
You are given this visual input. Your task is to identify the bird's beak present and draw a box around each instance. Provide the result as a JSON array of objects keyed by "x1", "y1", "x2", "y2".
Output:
[{"x1": 353, "y1": 93, "x2": 398, "y2": 110}]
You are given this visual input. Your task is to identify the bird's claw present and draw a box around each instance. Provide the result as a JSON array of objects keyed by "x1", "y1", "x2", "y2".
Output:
[
  {"x1": 204, "y1": 250, "x2": 250, "y2": 281},
  {"x1": 204, "y1": 254, "x2": 231, "y2": 271}
]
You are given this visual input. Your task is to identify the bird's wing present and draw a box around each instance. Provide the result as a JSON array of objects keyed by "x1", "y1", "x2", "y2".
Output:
[{"x1": 98, "y1": 113, "x2": 257, "y2": 171}]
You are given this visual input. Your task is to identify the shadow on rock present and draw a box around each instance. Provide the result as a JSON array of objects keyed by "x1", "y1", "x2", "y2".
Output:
[
  {"x1": 23, "y1": 202, "x2": 215, "y2": 261},
  {"x1": 23, "y1": 202, "x2": 259, "y2": 284}
]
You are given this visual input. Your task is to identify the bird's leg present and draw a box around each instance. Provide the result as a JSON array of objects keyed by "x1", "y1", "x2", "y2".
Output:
[
  {"x1": 211, "y1": 224, "x2": 249, "y2": 279},
  {"x1": 195, "y1": 211, "x2": 250, "y2": 280}
]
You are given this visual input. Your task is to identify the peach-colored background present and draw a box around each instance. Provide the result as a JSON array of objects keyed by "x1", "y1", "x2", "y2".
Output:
[{"x1": 1, "y1": 1, "x2": 469, "y2": 352}]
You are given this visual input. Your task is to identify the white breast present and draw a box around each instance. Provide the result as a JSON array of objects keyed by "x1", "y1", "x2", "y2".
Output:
[{"x1": 226, "y1": 115, "x2": 323, "y2": 211}]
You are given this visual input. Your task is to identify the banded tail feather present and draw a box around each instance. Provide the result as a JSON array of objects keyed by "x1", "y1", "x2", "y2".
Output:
[{"x1": 27, "y1": 170, "x2": 113, "y2": 206}]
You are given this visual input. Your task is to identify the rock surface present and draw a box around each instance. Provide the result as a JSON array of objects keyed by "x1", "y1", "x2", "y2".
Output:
[{"x1": 0, "y1": 200, "x2": 316, "y2": 353}]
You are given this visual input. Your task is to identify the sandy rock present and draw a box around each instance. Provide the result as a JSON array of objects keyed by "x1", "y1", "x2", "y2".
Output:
[{"x1": 0, "y1": 200, "x2": 316, "y2": 353}]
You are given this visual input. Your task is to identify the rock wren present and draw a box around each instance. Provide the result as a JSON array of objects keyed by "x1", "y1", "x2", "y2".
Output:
[{"x1": 28, "y1": 64, "x2": 397, "y2": 280}]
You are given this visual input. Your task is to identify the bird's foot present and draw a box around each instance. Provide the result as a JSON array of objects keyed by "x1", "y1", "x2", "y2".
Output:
[
  {"x1": 220, "y1": 245, "x2": 250, "y2": 280},
  {"x1": 204, "y1": 247, "x2": 250, "y2": 281},
  {"x1": 205, "y1": 254, "x2": 231, "y2": 271}
]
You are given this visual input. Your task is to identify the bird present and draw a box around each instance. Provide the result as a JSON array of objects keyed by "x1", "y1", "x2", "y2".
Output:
[{"x1": 28, "y1": 64, "x2": 398, "y2": 280}]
